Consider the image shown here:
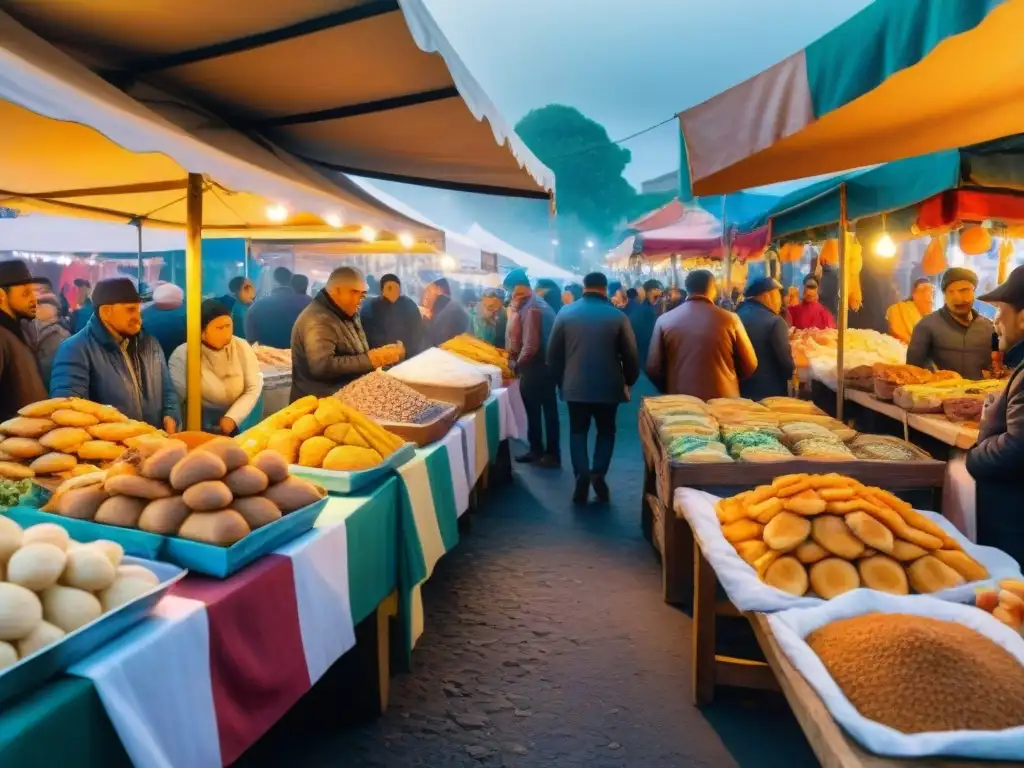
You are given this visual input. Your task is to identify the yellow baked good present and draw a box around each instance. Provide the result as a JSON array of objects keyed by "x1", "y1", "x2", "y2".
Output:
[
  {"x1": 858, "y1": 555, "x2": 909, "y2": 595},
  {"x1": 811, "y1": 515, "x2": 866, "y2": 560},
  {"x1": 844, "y1": 511, "x2": 894, "y2": 553},
  {"x1": 809, "y1": 558, "x2": 860, "y2": 599},
  {"x1": 906, "y1": 555, "x2": 965, "y2": 594},
  {"x1": 763, "y1": 556, "x2": 809, "y2": 596},
  {"x1": 763, "y1": 512, "x2": 811, "y2": 552}
]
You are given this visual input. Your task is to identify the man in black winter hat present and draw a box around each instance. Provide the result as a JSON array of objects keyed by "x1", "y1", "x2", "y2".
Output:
[{"x1": 0, "y1": 260, "x2": 48, "y2": 420}]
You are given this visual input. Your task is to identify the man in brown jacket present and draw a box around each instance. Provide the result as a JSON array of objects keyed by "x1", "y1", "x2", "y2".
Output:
[{"x1": 646, "y1": 269, "x2": 758, "y2": 400}]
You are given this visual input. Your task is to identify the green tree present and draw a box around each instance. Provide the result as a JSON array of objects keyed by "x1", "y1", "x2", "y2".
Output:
[{"x1": 516, "y1": 105, "x2": 637, "y2": 262}]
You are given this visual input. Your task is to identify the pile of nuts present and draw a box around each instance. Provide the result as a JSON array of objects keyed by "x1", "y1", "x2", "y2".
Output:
[{"x1": 337, "y1": 372, "x2": 450, "y2": 425}]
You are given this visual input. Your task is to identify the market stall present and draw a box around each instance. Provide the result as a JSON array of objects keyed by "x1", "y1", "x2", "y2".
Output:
[{"x1": 637, "y1": 395, "x2": 948, "y2": 605}]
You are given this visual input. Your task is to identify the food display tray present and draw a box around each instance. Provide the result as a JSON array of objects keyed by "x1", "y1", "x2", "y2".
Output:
[
  {"x1": 289, "y1": 442, "x2": 415, "y2": 494},
  {"x1": 0, "y1": 555, "x2": 184, "y2": 707},
  {"x1": 3, "y1": 497, "x2": 328, "y2": 579},
  {"x1": 398, "y1": 380, "x2": 491, "y2": 416},
  {"x1": 162, "y1": 497, "x2": 327, "y2": 578},
  {"x1": 378, "y1": 405, "x2": 459, "y2": 447}
]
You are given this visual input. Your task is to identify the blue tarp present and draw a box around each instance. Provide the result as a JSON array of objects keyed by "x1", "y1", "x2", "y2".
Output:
[{"x1": 740, "y1": 135, "x2": 1024, "y2": 239}]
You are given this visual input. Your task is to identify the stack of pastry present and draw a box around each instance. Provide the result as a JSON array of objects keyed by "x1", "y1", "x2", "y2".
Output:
[{"x1": 716, "y1": 474, "x2": 988, "y2": 598}]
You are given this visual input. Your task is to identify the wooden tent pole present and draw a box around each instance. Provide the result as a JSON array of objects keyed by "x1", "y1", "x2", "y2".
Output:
[
  {"x1": 836, "y1": 184, "x2": 849, "y2": 422},
  {"x1": 185, "y1": 173, "x2": 203, "y2": 432}
]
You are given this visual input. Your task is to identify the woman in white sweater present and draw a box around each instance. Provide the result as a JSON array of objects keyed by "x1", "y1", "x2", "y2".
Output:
[{"x1": 170, "y1": 299, "x2": 263, "y2": 435}]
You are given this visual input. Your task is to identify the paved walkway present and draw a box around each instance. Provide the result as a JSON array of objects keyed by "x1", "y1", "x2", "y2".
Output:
[{"x1": 246, "y1": 382, "x2": 819, "y2": 767}]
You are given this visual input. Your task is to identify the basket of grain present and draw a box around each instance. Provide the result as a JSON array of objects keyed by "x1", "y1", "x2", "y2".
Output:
[{"x1": 768, "y1": 590, "x2": 1024, "y2": 760}]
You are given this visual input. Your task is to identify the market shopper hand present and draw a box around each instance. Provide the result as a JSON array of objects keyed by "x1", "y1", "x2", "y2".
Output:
[
  {"x1": 163, "y1": 416, "x2": 177, "y2": 435},
  {"x1": 219, "y1": 417, "x2": 237, "y2": 436}
]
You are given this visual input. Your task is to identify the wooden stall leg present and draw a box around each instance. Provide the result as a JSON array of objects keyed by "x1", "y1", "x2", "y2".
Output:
[
  {"x1": 663, "y1": 505, "x2": 693, "y2": 607},
  {"x1": 691, "y1": 546, "x2": 717, "y2": 706},
  {"x1": 641, "y1": 464, "x2": 656, "y2": 543},
  {"x1": 374, "y1": 591, "x2": 398, "y2": 713}
]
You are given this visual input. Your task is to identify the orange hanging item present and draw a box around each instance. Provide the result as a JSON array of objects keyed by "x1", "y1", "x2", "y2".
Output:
[
  {"x1": 921, "y1": 236, "x2": 948, "y2": 276},
  {"x1": 998, "y1": 239, "x2": 1014, "y2": 284},
  {"x1": 819, "y1": 239, "x2": 839, "y2": 266},
  {"x1": 960, "y1": 226, "x2": 993, "y2": 256},
  {"x1": 845, "y1": 233, "x2": 864, "y2": 312}
]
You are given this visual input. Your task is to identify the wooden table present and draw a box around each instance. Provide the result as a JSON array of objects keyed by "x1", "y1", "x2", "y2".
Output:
[{"x1": 748, "y1": 614, "x2": 1017, "y2": 768}]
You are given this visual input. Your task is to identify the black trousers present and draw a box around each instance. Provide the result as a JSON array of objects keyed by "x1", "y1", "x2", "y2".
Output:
[
  {"x1": 567, "y1": 402, "x2": 619, "y2": 478},
  {"x1": 520, "y1": 365, "x2": 560, "y2": 456}
]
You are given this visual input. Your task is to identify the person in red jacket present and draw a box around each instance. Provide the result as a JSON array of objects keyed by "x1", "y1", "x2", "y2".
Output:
[{"x1": 787, "y1": 277, "x2": 836, "y2": 330}]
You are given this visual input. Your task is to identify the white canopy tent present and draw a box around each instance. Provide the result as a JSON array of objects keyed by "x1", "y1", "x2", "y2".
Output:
[
  {"x1": 465, "y1": 224, "x2": 575, "y2": 281},
  {"x1": 349, "y1": 176, "x2": 484, "y2": 268},
  {"x1": 0, "y1": 215, "x2": 186, "y2": 253}
]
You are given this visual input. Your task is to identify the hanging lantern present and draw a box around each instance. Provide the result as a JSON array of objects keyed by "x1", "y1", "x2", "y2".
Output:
[
  {"x1": 819, "y1": 239, "x2": 839, "y2": 266},
  {"x1": 779, "y1": 242, "x2": 804, "y2": 263},
  {"x1": 921, "y1": 236, "x2": 948, "y2": 276},
  {"x1": 960, "y1": 226, "x2": 993, "y2": 256},
  {"x1": 998, "y1": 239, "x2": 1015, "y2": 284}
]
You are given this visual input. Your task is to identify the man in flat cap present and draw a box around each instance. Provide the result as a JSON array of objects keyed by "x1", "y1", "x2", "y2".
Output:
[
  {"x1": 50, "y1": 277, "x2": 181, "y2": 431},
  {"x1": 907, "y1": 267, "x2": 994, "y2": 379},
  {"x1": 736, "y1": 276, "x2": 795, "y2": 400},
  {"x1": 965, "y1": 266, "x2": 1024, "y2": 564},
  {"x1": 0, "y1": 260, "x2": 49, "y2": 420}
]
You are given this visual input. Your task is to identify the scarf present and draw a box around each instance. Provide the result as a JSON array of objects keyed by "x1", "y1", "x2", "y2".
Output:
[{"x1": 199, "y1": 338, "x2": 246, "y2": 407}]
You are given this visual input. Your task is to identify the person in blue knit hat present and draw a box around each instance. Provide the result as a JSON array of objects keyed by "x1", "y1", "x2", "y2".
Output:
[{"x1": 504, "y1": 268, "x2": 560, "y2": 467}]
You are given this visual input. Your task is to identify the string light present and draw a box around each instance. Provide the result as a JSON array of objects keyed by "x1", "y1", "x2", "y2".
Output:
[
  {"x1": 360, "y1": 226, "x2": 378, "y2": 242},
  {"x1": 398, "y1": 232, "x2": 415, "y2": 248},
  {"x1": 324, "y1": 212, "x2": 343, "y2": 228},
  {"x1": 266, "y1": 204, "x2": 289, "y2": 223},
  {"x1": 440, "y1": 255, "x2": 457, "y2": 271}
]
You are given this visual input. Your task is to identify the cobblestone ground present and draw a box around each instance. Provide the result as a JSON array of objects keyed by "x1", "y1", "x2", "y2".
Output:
[{"x1": 247, "y1": 382, "x2": 819, "y2": 767}]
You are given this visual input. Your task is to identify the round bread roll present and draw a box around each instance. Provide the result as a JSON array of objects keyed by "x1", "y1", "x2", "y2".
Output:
[
  {"x1": 0, "y1": 438, "x2": 45, "y2": 459},
  {"x1": 17, "y1": 620, "x2": 65, "y2": 657},
  {"x1": 906, "y1": 555, "x2": 965, "y2": 594},
  {"x1": 858, "y1": 555, "x2": 909, "y2": 595},
  {"x1": 0, "y1": 461, "x2": 34, "y2": 480},
  {"x1": 6, "y1": 543, "x2": 67, "y2": 591},
  {"x1": 0, "y1": 582, "x2": 43, "y2": 641},
  {"x1": 115, "y1": 564, "x2": 159, "y2": 587},
  {"x1": 795, "y1": 540, "x2": 829, "y2": 565},
  {"x1": 22, "y1": 523, "x2": 70, "y2": 551},
  {"x1": 197, "y1": 437, "x2": 249, "y2": 473},
  {"x1": 763, "y1": 556, "x2": 809, "y2": 597},
  {"x1": 811, "y1": 515, "x2": 866, "y2": 560},
  {"x1": 50, "y1": 409, "x2": 99, "y2": 428},
  {"x1": 844, "y1": 511, "x2": 894, "y2": 553},
  {"x1": 0, "y1": 516, "x2": 23, "y2": 563},
  {"x1": 40, "y1": 586, "x2": 102, "y2": 633},
  {"x1": 763, "y1": 512, "x2": 811, "y2": 552},
  {"x1": 734, "y1": 539, "x2": 768, "y2": 566},
  {"x1": 100, "y1": 575, "x2": 155, "y2": 611},
  {"x1": 809, "y1": 558, "x2": 860, "y2": 599},
  {"x1": 61, "y1": 547, "x2": 116, "y2": 591},
  {"x1": 88, "y1": 540, "x2": 124, "y2": 568}
]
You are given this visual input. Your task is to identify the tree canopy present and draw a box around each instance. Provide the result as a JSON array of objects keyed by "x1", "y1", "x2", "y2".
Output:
[{"x1": 516, "y1": 105, "x2": 638, "y2": 258}]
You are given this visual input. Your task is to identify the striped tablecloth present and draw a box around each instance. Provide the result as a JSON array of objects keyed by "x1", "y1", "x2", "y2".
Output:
[
  {"x1": 66, "y1": 481, "x2": 401, "y2": 768},
  {"x1": 457, "y1": 393, "x2": 503, "y2": 486}
]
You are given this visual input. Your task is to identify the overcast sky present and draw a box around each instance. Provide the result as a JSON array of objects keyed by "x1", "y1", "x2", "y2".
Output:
[{"x1": 423, "y1": 0, "x2": 874, "y2": 189}]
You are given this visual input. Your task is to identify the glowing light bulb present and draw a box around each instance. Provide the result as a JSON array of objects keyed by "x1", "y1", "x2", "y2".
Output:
[
  {"x1": 551, "y1": 238, "x2": 559, "y2": 246},
  {"x1": 266, "y1": 204, "x2": 288, "y2": 223},
  {"x1": 360, "y1": 226, "x2": 378, "y2": 242},
  {"x1": 440, "y1": 255, "x2": 457, "y2": 271},
  {"x1": 398, "y1": 232, "x2": 415, "y2": 248},
  {"x1": 586, "y1": 240, "x2": 595, "y2": 248},
  {"x1": 324, "y1": 212, "x2": 343, "y2": 228},
  {"x1": 874, "y1": 232, "x2": 897, "y2": 258}
]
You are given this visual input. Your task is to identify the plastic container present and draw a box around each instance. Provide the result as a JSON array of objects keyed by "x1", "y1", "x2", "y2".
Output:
[
  {"x1": 289, "y1": 442, "x2": 415, "y2": 494},
  {"x1": 0, "y1": 555, "x2": 184, "y2": 707},
  {"x1": 3, "y1": 497, "x2": 329, "y2": 579}
]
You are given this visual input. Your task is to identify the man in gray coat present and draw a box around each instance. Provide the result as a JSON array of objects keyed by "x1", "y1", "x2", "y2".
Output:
[
  {"x1": 290, "y1": 266, "x2": 402, "y2": 400},
  {"x1": 907, "y1": 267, "x2": 994, "y2": 379},
  {"x1": 547, "y1": 272, "x2": 640, "y2": 504}
]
